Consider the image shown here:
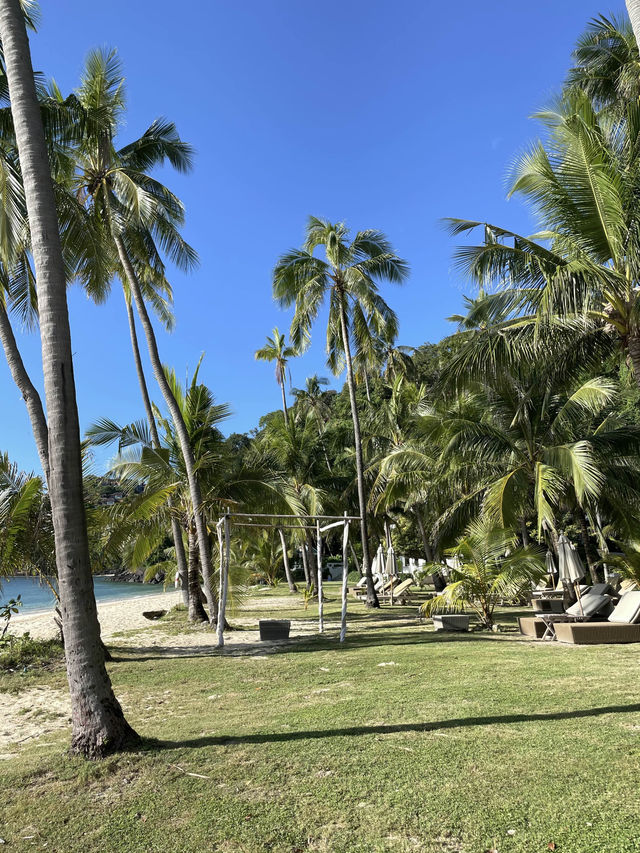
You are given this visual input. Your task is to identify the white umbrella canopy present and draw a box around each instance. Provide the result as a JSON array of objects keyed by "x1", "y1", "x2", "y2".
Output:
[
  {"x1": 385, "y1": 545, "x2": 398, "y2": 578},
  {"x1": 372, "y1": 544, "x2": 385, "y2": 575},
  {"x1": 557, "y1": 534, "x2": 586, "y2": 583}
]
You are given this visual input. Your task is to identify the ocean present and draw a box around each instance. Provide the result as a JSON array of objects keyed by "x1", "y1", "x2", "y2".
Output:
[{"x1": 0, "y1": 575, "x2": 171, "y2": 614}]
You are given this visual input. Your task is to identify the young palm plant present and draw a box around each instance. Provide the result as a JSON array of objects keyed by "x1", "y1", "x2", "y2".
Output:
[{"x1": 421, "y1": 519, "x2": 546, "y2": 629}]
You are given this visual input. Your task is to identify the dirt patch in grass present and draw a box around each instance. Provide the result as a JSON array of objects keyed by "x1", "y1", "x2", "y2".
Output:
[{"x1": 0, "y1": 686, "x2": 70, "y2": 750}]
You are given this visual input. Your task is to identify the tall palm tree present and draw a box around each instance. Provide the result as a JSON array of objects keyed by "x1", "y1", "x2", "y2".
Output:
[
  {"x1": 0, "y1": 0, "x2": 136, "y2": 757},
  {"x1": 273, "y1": 216, "x2": 409, "y2": 606},
  {"x1": 68, "y1": 49, "x2": 215, "y2": 619},
  {"x1": 254, "y1": 327, "x2": 297, "y2": 419}
]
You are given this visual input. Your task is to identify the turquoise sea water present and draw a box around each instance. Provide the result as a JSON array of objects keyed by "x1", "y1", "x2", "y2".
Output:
[{"x1": 0, "y1": 575, "x2": 170, "y2": 613}]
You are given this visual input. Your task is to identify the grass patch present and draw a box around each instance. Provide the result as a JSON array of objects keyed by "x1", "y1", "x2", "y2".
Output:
[
  {"x1": 0, "y1": 584, "x2": 638, "y2": 851},
  {"x1": 0, "y1": 633, "x2": 64, "y2": 672}
]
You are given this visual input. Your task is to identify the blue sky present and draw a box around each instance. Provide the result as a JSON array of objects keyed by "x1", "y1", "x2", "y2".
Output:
[{"x1": 2, "y1": 0, "x2": 618, "y2": 473}]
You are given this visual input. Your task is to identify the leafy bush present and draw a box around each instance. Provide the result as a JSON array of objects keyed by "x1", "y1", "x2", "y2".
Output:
[{"x1": 0, "y1": 633, "x2": 64, "y2": 671}]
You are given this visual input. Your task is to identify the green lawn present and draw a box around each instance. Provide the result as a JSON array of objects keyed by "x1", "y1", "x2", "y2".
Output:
[{"x1": 1, "y1": 584, "x2": 639, "y2": 852}]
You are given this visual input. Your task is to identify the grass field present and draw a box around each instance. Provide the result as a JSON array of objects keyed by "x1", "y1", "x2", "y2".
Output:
[{"x1": 1, "y1": 584, "x2": 639, "y2": 852}]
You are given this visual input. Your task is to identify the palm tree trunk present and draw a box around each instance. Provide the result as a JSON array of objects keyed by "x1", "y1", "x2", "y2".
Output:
[
  {"x1": 413, "y1": 510, "x2": 433, "y2": 562},
  {"x1": 520, "y1": 518, "x2": 530, "y2": 547},
  {"x1": 300, "y1": 536, "x2": 311, "y2": 590},
  {"x1": 337, "y1": 294, "x2": 378, "y2": 607},
  {"x1": 280, "y1": 380, "x2": 289, "y2": 421},
  {"x1": 0, "y1": 0, "x2": 136, "y2": 757},
  {"x1": 187, "y1": 526, "x2": 208, "y2": 622},
  {"x1": 124, "y1": 293, "x2": 188, "y2": 605},
  {"x1": 349, "y1": 541, "x2": 361, "y2": 575},
  {"x1": 305, "y1": 533, "x2": 317, "y2": 594},
  {"x1": 627, "y1": 0, "x2": 640, "y2": 49},
  {"x1": 0, "y1": 300, "x2": 49, "y2": 482},
  {"x1": 277, "y1": 527, "x2": 297, "y2": 593},
  {"x1": 576, "y1": 508, "x2": 599, "y2": 585},
  {"x1": 112, "y1": 233, "x2": 216, "y2": 622},
  {"x1": 362, "y1": 368, "x2": 371, "y2": 403}
]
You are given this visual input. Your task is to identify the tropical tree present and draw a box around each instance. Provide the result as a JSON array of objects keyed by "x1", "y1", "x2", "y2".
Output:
[
  {"x1": 445, "y1": 85, "x2": 640, "y2": 390},
  {"x1": 64, "y1": 48, "x2": 217, "y2": 616},
  {"x1": 0, "y1": 0, "x2": 136, "y2": 756},
  {"x1": 421, "y1": 520, "x2": 546, "y2": 628},
  {"x1": 255, "y1": 327, "x2": 297, "y2": 419},
  {"x1": 273, "y1": 216, "x2": 409, "y2": 606},
  {"x1": 257, "y1": 410, "x2": 329, "y2": 592},
  {"x1": 87, "y1": 366, "x2": 300, "y2": 618}
]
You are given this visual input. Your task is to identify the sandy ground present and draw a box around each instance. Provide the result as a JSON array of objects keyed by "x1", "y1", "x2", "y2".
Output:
[
  {"x1": 2, "y1": 591, "x2": 321, "y2": 751},
  {"x1": 10, "y1": 589, "x2": 184, "y2": 641}
]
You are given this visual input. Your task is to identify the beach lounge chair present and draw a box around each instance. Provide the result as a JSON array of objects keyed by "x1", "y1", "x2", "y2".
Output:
[
  {"x1": 554, "y1": 591, "x2": 640, "y2": 644},
  {"x1": 352, "y1": 574, "x2": 385, "y2": 599},
  {"x1": 528, "y1": 592, "x2": 613, "y2": 640},
  {"x1": 379, "y1": 577, "x2": 415, "y2": 604}
]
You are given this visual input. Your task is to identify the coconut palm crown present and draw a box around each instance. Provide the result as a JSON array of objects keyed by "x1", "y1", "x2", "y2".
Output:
[{"x1": 272, "y1": 216, "x2": 409, "y2": 606}]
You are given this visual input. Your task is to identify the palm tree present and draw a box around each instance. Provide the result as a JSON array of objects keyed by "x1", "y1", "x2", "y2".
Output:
[
  {"x1": 87, "y1": 366, "x2": 300, "y2": 617},
  {"x1": 292, "y1": 375, "x2": 333, "y2": 472},
  {"x1": 68, "y1": 49, "x2": 215, "y2": 618},
  {"x1": 445, "y1": 88, "x2": 640, "y2": 389},
  {"x1": 421, "y1": 520, "x2": 545, "y2": 629},
  {"x1": 0, "y1": 0, "x2": 136, "y2": 756},
  {"x1": 255, "y1": 327, "x2": 297, "y2": 419},
  {"x1": 273, "y1": 217, "x2": 409, "y2": 606}
]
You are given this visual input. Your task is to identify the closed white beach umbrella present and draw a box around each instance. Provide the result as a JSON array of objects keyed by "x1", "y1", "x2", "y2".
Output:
[
  {"x1": 372, "y1": 544, "x2": 384, "y2": 576},
  {"x1": 557, "y1": 535, "x2": 585, "y2": 583},
  {"x1": 385, "y1": 545, "x2": 398, "y2": 578},
  {"x1": 545, "y1": 549, "x2": 557, "y2": 577}
]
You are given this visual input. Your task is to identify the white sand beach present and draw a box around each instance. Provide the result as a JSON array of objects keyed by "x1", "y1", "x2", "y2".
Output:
[{"x1": 11, "y1": 588, "x2": 184, "y2": 641}]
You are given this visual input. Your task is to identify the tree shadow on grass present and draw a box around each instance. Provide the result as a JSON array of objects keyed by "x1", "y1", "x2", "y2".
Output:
[
  {"x1": 138, "y1": 701, "x2": 640, "y2": 751},
  {"x1": 107, "y1": 627, "x2": 533, "y2": 664}
]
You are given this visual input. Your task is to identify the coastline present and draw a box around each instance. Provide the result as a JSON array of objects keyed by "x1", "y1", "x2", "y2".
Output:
[{"x1": 10, "y1": 589, "x2": 183, "y2": 641}]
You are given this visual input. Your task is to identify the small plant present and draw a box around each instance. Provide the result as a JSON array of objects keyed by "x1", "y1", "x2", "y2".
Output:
[
  {"x1": 302, "y1": 587, "x2": 314, "y2": 610},
  {"x1": 0, "y1": 596, "x2": 22, "y2": 639},
  {"x1": 421, "y1": 520, "x2": 545, "y2": 629}
]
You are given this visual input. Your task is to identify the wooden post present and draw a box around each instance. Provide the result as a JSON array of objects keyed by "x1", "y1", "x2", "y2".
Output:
[
  {"x1": 340, "y1": 512, "x2": 349, "y2": 643},
  {"x1": 217, "y1": 516, "x2": 230, "y2": 647},
  {"x1": 317, "y1": 519, "x2": 323, "y2": 633}
]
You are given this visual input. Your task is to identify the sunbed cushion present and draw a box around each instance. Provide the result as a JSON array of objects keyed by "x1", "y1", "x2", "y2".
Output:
[
  {"x1": 565, "y1": 594, "x2": 610, "y2": 618},
  {"x1": 608, "y1": 591, "x2": 640, "y2": 624},
  {"x1": 589, "y1": 583, "x2": 614, "y2": 597}
]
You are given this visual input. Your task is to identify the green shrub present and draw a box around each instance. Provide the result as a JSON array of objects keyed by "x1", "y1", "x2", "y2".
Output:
[{"x1": 0, "y1": 633, "x2": 64, "y2": 671}]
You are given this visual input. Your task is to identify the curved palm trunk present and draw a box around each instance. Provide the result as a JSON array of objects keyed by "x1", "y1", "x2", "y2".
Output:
[
  {"x1": 576, "y1": 508, "x2": 599, "y2": 585},
  {"x1": 277, "y1": 527, "x2": 297, "y2": 592},
  {"x1": 113, "y1": 234, "x2": 216, "y2": 621},
  {"x1": 626, "y1": 0, "x2": 640, "y2": 49},
  {"x1": 413, "y1": 509, "x2": 433, "y2": 562},
  {"x1": 187, "y1": 526, "x2": 209, "y2": 622},
  {"x1": 0, "y1": 0, "x2": 136, "y2": 757},
  {"x1": 337, "y1": 294, "x2": 378, "y2": 607},
  {"x1": 300, "y1": 534, "x2": 311, "y2": 590},
  {"x1": 0, "y1": 300, "x2": 49, "y2": 482},
  {"x1": 124, "y1": 294, "x2": 188, "y2": 605}
]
